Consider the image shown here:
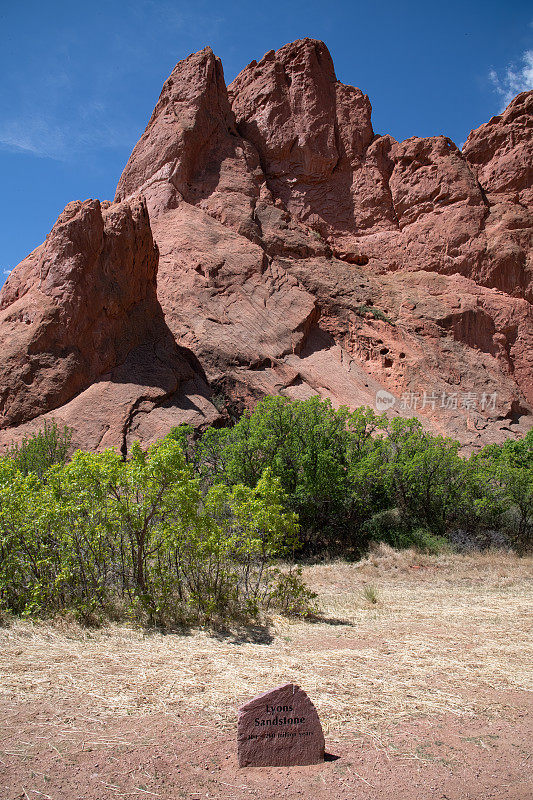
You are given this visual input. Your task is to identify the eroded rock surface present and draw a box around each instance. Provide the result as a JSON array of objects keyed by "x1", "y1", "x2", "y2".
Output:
[
  {"x1": 1, "y1": 38, "x2": 531, "y2": 451},
  {"x1": 0, "y1": 197, "x2": 219, "y2": 452}
]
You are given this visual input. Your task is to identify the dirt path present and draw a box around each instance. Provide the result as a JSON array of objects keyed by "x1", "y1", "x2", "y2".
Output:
[
  {"x1": 1, "y1": 548, "x2": 531, "y2": 799},
  {"x1": 1, "y1": 693, "x2": 531, "y2": 800}
]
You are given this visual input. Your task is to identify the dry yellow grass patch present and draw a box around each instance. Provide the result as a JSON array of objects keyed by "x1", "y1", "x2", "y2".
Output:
[{"x1": 1, "y1": 547, "x2": 531, "y2": 742}]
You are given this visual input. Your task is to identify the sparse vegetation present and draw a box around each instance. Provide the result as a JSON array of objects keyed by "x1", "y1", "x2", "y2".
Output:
[
  {"x1": 363, "y1": 584, "x2": 379, "y2": 604},
  {"x1": 355, "y1": 304, "x2": 393, "y2": 324},
  {"x1": 6, "y1": 417, "x2": 72, "y2": 478},
  {"x1": 1, "y1": 546, "x2": 531, "y2": 798},
  {"x1": 210, "y1": 391, "x2": 227, "y2": 413},
  {"x1": 1, "y1": 548, "x2": 530, "y2": 731}
]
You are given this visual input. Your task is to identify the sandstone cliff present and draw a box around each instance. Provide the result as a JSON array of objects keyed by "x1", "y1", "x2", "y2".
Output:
[{"x1": 1, "y1": 39, "x2": 531, "y2": 451}]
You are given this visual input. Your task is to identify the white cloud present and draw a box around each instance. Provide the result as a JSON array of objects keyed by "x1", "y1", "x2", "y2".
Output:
[
  {"x1": 0, "y1": 118, "x2": 67, "y2": 160},
  {"x1": 0, "y1": 2, "x2": 226, "y2": 161},
  {"x1": 0, "y1": 55, "x2": 138, "y2": 161},
  {"x1": 0, "y1": 107, "x2": 136, "y2": 161},
  {"x1": 489, "y1": 49, "x2": 533, "y2": 110}
]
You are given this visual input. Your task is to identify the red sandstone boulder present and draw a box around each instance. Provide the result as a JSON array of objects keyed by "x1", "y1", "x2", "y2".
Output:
[{"x1": 237, "y1": 683, "x2": 325, "y2": 767}]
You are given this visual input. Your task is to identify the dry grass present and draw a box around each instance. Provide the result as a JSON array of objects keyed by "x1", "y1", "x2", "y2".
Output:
[{"x1": 1, "y1": 547, "x2": 531, "y2": 743}]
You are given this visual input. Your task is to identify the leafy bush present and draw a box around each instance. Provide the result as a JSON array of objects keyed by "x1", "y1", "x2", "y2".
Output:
[
  {"x1": 407, "y1": 528, "x2": 449, "y2": 554},
  {"x1": 7, "y1": 418, "x2": 72, "y2": 478},
  {"x1": 381, "y1": 418, "x2": 469, "y2": 537},
  {"x1": 178, "y1": 396, "x2": 390, "y2": 555},
  {"x1": 363, "y1": 507, "x2": 404, "y2": 547},
  {"x1": 267, "y1": 566, "x2": 318, "y2": 617},
  {"x1": 0, "y1": 439, "x2": 306, "y2": 625},
  {"x1": 2, "y1": 399, "x2": 530, "y2": 628},
  {"x1": 363, "y1": 509, "x2": 448, "y2": 553},
  {"x1": 168, "y1": 397, "x2": 532, "y2": 557},
  {"x1": 473, "y1": 430, "x2": 533, "y2": 554}
]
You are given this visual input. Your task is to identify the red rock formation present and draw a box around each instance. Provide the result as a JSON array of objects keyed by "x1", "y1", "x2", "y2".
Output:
[
  {"x1": 1, "y1": 38, "x2": 531, "y2": 451},
  {"x1": 0, "y1": 197, "x2": 219, "y2": 452}
]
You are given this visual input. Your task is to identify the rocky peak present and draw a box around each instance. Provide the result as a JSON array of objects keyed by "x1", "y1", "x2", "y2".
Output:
[
  {"x1": 229, "y1": 38, "x2": 373, "y2": 170},
  {"x1": 463, "y1": 90, "x2": 533, "y2": 199},
  {"x1": 1, "y1": 40, "x2": 531, "y2": 452},
  {"x1": 115, "y1": 46, "x2": 237, "y2": 216},
  {"x1": 228, "y1": 39, "x2": 376, "y2": 236},
  {"x1": 0, "y1": 197, "x2": 157, "y2": 428},
  {"x1": 0, "y1": 196, "x2": 219, "y2": 450}
]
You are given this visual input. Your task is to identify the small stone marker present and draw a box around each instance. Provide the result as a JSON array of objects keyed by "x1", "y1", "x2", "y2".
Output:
[{"x1": 237, "y1": 682, "x2": 325, "y2": 767}]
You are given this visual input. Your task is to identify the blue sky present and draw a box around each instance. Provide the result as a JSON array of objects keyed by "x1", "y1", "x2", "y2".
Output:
[{"x1": 1, "y1": 0, "x2": 532, "y2": 279}]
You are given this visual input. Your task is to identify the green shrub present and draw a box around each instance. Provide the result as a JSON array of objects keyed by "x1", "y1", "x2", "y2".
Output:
[
  {"x1": 267, "y1": 567, "x2": 318, "y2": 617},
  {"x1": 408, "y1": 527, "x2": 449, "y2": 554},
  {"x1": 0, "y1": 439, "x2": 307, "y2": 626},
  {"x1": 183, "y1": 396, "x2": 389, "y2": 555},
  {"x1": 2, "y1": 399, "x2": 530, "y2": 630},
  {"x1": 363, "y1": 510, "x2": 448, "y2": 553},
  {"x1": 477, "y1": 430, "x2": 533, "y2": 554},
  {"x1": 363, "y1": 507, "x2": 404, "y2": 545},
  {"x1": 363, "y1": 584, "x2": 379, "y2": 604},
  {"x1": 171, "y1": 397, "x2": 531, "y2": 557},
  {"x1": 355, "y1": 305, "x2": 393, "y2": 324},
  {"x1": 7, "y1": 418, "x2": 72, "y2": 478}
]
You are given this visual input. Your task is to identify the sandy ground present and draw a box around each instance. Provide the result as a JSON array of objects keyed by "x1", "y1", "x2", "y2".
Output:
[{"x1": 0, "y1": 546, "x2": 531, "y2": 800}]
